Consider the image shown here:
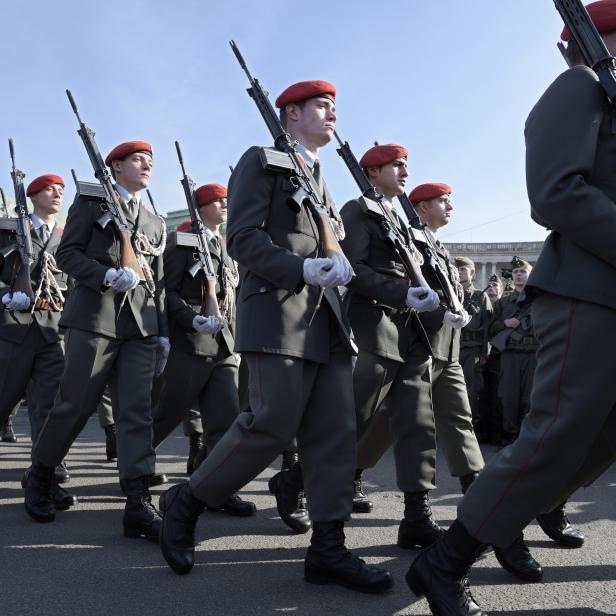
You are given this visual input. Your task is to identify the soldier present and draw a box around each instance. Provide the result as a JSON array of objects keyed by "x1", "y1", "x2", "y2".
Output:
[
  {"x1": 151, "y1": 182, "x2": 255, "y2": 516},
  {"x1": 456, "y1": 257, "x2": 492, "y2": 438},
  {"x1": 158, "y1": 79, "x2": 393, "y2": 593},
  {"x1": 339, "y1": 144, "x2": 439, "y2": 523},
  {"x1": 406, "y1": 3, "x2": 614, "y2": 612},
  {"x1": 0, "y1": 174, "x2": 74, "y2": 507},
  {"x1": 488, "y1": 256, "x2": 537, "y2": 446},
  {"x1": 24, "y1": 141, "x2": 168, "y2": 542},
  {"x1": 479, "y1": 274, "x2": 505, "y2": 445}
]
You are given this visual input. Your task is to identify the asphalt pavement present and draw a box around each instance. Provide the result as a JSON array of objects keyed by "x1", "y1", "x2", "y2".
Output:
[{"x1": 1, "y1": 410, "x2": 614, "y2": 616}]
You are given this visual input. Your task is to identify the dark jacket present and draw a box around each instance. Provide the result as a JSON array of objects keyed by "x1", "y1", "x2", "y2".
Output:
[
  {"x1": 526, "y1": 66, "x2": 616, "y2": 308},
  {"x1": 164, "y1": 229, "x2": 235, "y2": 357},
  {"x1": 412, "y1": 227, "x2": 462, "y2": 362},
  {"x1": 489, "y1": 289, "x2": 537, "y2": 352},
  {"x1": 461, "y1": 285, "x2": 492, "y2": 356},
  {"x1": 226, "y1": 146, "x2": 355, "y2": 364},
  {"x1": 0, "y1": 222, "x2": 68, "y2": 344},
  {"x1": 340, "y1": 197, "x2": 430, "y2": 362},
  {"x1": 57, "y1": 193, "x2": 167, "y2": 339}
]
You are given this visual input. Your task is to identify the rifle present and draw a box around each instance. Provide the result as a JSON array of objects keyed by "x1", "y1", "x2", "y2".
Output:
[
  {"x1": 489, "y1": 303, "x2": 533, "y2": 352},
  {"x1": 174, "y1": 140, "x2": 222, "y2": 321},
  {"x1": 229, "y1": 40, "x2": 348, "y2": 265},
  {"x1": 369, "y1": 141, "x2": 463, "y2": 312},
  {"x1": 66, "y1": 90, "x2": 145, "y2": 279},
  {"x1": 333, "y1": 131, "x2": 431, "y2": 290},
  {"x1": 5, "y1": 139, "x2": 35, "y2": 301},
  {"x1": 0, "y1": 187, "x2": 9, "y2": 217},
  {"x1": 145, "y1": 189, "x2": 159, "y2": 216},
  {"x1": 554, "y1": 0, "x2": 616, "y2": 100}
]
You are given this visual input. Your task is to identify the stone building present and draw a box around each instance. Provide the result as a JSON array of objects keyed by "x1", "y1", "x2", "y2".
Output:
[{"x1": 444, "y1": 241, "x2": 544, "y2": 288}]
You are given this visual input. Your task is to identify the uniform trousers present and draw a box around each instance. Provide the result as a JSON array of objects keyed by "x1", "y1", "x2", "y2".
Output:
[
  {"x1": 499, "y1": 350, "x2": 537, "y2": 435},
  {"x1": 460, "y1": 346, "x2": 483, "y2": 425},
  {"x1": 189, "y1": 352, "x2": 356, "y2": 521},
  {"x1": 353, "y1": 345, "x2": 435, "y2": 491},
  {"x1": 357, "y1": 356, "x2": 484, "y2": 479},
  {"x1": 152, "y1": 348, "x2": 238, "y2": 454},
  {"x1": 0, "y1": 322, "x2": 64, "y2": 443},
  {"x1": 33, "y1": 314, "x2": 158, "y2": 480},
  {"x1": 459, "y1": 293, "x2": 616, "y2": 546}
]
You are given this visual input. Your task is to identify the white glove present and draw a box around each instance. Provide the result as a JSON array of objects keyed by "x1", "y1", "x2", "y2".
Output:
[
  {"x1": 104, "y1": 267, "x2": 140, "y2": 292},
  {"x1": 192, "y1": 314, "x2": 224, "y2": 334},
  {"x1": 406, "y1": 287, "x2": 440, "y2": 313},
  {"x1": 303, "y1": 255, "x2": 353, "y2": 288},
  {"x1": 444, "y1": 308, "x2": 471, "y2": 330},
  {"x1": 155, "y1": 336, "x2": 170, "y2": 377},
  {"x1": 2, "y1": 291, "x2": 31, "y2": 311}
]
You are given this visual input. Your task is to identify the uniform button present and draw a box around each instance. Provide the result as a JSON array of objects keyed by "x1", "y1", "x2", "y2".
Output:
[
  {"x1": 259, "y1": 287, "x2": 266, "y2": 293},
  {"x1": 371, "y1": 299, "x2": 377, "y2": 305}
]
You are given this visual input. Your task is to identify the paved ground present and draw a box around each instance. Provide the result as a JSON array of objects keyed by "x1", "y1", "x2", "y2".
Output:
[{"x1": 1, "y1": 410, "x2": 614, "y2": 616}]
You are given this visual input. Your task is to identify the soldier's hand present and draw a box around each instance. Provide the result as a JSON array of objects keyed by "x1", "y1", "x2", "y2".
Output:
[
  {"x1": 504, "y1": 318, "x2": 520, "y2": 328},
  {"x1": 2, "y1": 291, "x2": 31, "y2": 311},
  {"x1": 192, "y1": 314, "x2": 224, "y2": 334},
  {"x1": 105, "y1": 267, "x2": 140, "y2": 292},
  {"x1": 406, "y1": 287, "x2": 439, "y2": 312},
  {"x1": 444, "y1": 309, "x2": 471, "y2": 329},
  {"x1": 317, "y1": 253, "x2": 353, "y2": 288},
  {"x1": 303, "y1": 257, "x2": 332, "y2": 286}
]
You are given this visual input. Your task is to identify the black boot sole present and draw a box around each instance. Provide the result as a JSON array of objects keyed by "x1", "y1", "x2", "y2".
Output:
[
  {"x1": 305, "y1": 566, "x2": 394, "y2": 594},
  {"x1": 124, "y1": 523, "x2": 160, "y2": 543},
  {"x1": 352, "y1": 501, "x2": 373, "y2": 514}
]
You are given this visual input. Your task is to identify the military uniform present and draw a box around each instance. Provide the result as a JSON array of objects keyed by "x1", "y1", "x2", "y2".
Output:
[
  {"x1": 489, "y1": 285, "x2": 537, "y2": 440},
  {"x1": 0, "y1": 216, "x2": 67, "y2": 442},
  {"x1": 458, "y1": 283, "x2": 492, "y2": 432}
]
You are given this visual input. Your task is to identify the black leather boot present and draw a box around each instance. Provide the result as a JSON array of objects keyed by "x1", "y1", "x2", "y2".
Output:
[
  {"x1": 24, "y1": 462, "x2": 56, "y2": 523},
  {"x1": 186, "y1": 433, "x2": 204, "y2": 476},
  {"x1": 120, "y1": 476, "x2": 162, "y2": 542},
  {"x1": 537, "y1": 500, "x2": 584, "y2": 548},
  {"x1": 352, "y1": 469, "x2": 373, "y2": 513},
  {"x1": 281, "y1": 449, "x2": 299, "y2": 472},
  {"x1": 206, "y1": 493, "x2": 257, "y2": 517},
  {"x1": 398, "y1": 491, "x2": 445, "y2": 549},
  {"x1": 159, "y1": 482, "x2": 206, "y2": 574},
  {"x1": 459, "y1": 472, "x2": 479, "y2": 495},
  {"x1": 268, "y1": 463, "x2": 311, "y2": 534},
  {"x1": 494, "y1": 532, "x2": 542, "y2": 582},
  {"x1": 104, "y1": 424, "x2": 117, "y2": 461},
  {"x1": 148, "y1": 473, "x2": 169, "y2": 487},
  {"x1": 406, "y1": 520, "x2": 487, "y2": 615},
  {"x1": 54, "y1": 460, "x2": 70, "y2": 484},
  {"x1": 21, "y1": 467, "x2": 77, "y2": 510},
  {"x1": 305, "y1": 521, "x2": 394, "y2": 594},
  {"x1": 1, "y1": 418, "x2": 17, "y2": 442}
]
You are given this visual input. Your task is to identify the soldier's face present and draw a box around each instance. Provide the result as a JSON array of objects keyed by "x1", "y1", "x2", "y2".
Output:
[
  {"x1": 369, "y1": 158, "x2": 408, "y2": 198},
  {"x1": 486, "y1": 282, "x2": 502, "y2": 301},
  {"x1": 457, "y1": 265, "x2": 473, "y2": 284},
  {"x1": 512, "y1": 266, "x2": 529, "y2": 286},
  {"x1": 31, "y1": 183, "x2": 64, "y2": 215},
  {"x1": 200, "y1": 198, "x2": 227, "y2": 227},
  {"x1": 288, "y1": 96, "x2": 336, "y2": 148},
  {"x1": 422, "y1": 194, "x2": 452, "y2": 229},
  {"x1": 113, "y1": 152, "x2": 153, "y2": 191}
]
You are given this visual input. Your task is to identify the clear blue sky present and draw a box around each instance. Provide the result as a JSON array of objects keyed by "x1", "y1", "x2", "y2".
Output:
[{"x1": 0, "y1": 0, "x2": 566, "y2": 242}]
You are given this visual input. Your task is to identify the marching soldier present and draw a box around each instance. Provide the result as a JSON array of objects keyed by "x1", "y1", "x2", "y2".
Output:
[
  {"x1": 158, "y1": 79, "x2": 393, "y2": 593},
  {"x1": 456, "y1": 257, "x2": 492, "y2": 438},
  {"x1": 24, "y1": 141, "x2": 168, "y2": 542},
  {"x1": 488, "y1": 256, "x2": 537, "y2": 445},
  {"x1": 339, "y1": 144, "x2": 439, "y2": 524},
  {"x1": 0, "y1": 173, "x2": 74, "y2": 507},
  {"x1": 406, "y1": 3, "x2": 614, "y2": 612},
  {"x1": 151, "y1": 182, "x2": 255, "y2": 516}
]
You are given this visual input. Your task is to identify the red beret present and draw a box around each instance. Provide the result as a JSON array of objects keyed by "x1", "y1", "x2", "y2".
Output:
[
  {"x1": 275, "y1": 80, "x2": 336, "y2": 109},
  {"x1": 176, "y1": 220, "x2": 192, "y2": 232},
  {"x1": 195, "y1": 183, "x2": 227, "y2": 207},
  {"x1": 359, "y1": 144, "x2": 408, "y2": 168},
  {"x1": 561, "y1": 0, "x2": 616, "y2": 40},
  {"x1": 105, "y1": 141, "x2": 152, "y2": 166},
  {"x1": 26, "y1": 174, "x2": 65, "y2": 197},
  {"x1": 409, "y1": 182, "x2": 452, "y2": 204}
]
